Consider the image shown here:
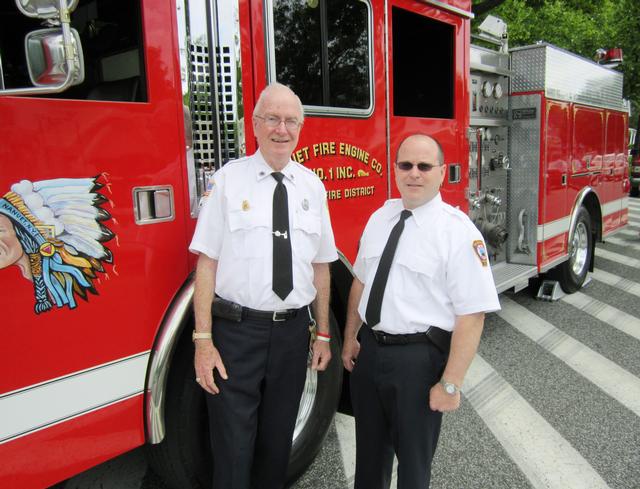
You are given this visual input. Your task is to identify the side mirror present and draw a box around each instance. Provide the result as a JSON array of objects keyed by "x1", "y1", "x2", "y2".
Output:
[
  {"x1": 25, "y1": 28, "x2": 84, "y2": 87},
  {"x1": 15, "y1": 0, "x2": 79, "y2": 19}
]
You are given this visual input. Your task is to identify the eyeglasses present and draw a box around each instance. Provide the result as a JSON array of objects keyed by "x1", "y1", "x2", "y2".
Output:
[
  {"x1": 254, "y1": 114, "x2": 302, "y2": 131},
  {"x1": 396, "y1": 161, "x2": 443, "y2": 172}
]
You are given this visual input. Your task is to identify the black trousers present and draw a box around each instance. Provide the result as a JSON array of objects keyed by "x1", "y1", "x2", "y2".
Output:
[
  {"x1": 206, "y1": 311, "x2": 310, "y2": 489},
  {"x1": 350, "y1": 327, "x2": 448, "y2": 489}
]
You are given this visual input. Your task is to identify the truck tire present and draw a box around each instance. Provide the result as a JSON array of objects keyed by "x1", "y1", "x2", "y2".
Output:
[
  {"x1": 147, "y1": 313, "x2": 343, "y2": 489},
  {"x1": 554, "y1": 206, "x2": 593, "y2": 293},
  {"x1": 287, "y1": 312, "x2": 343, "y2": 481}
]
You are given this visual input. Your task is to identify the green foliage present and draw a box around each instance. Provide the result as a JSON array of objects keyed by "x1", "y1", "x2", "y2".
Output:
[{"x1": 472, "y1": 0, "x2": 640, "y2": 120}]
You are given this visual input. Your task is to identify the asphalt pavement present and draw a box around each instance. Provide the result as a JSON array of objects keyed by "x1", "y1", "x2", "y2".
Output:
[{"x1": 58, "y1": 197, "x2": 640, "y2": 489}]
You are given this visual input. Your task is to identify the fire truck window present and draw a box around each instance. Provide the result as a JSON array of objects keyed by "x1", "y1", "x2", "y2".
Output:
[
  {"x1": 392, "y1": 7, "x2": 454, "y2": 119},
  {"x1": 0, "y1": 0, "x2": 147, "y2": 102},
  {"x1": 273, "y1": 0, "x2": 371, "y2": 111}
]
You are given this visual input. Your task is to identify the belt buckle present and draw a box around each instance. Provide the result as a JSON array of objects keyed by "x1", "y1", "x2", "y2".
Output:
[{"x1": 272, "y1": 311, "x2": 287, "y2": 322}]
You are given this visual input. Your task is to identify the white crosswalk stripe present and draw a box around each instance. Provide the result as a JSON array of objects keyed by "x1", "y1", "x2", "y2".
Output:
[
  {"x1": 596, "y1": 247, "x2": 640, "y2": 268},
  {"x1": 606, "y1": 235, "x2": 640, "y2": 250},
  {"x1": 617, "y1": 228, "x2": 639, "y2": 237},
  {"x1": 463, "y1": 355, "x2": 611, "y2": 489},
  {"x1": 592, "y1": 268, "x2": 640, "y2": 297},
  {"x1": 561, "y1": 291, "x2": 640, "y2": 341},
  {"x1": 498, "y1": 297, "x2": 640, "y2": 417}
]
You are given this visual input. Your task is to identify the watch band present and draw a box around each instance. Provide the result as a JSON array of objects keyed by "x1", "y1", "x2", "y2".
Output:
[{"x1": 192, "y1": 331, "x2": 212, "y2": 342}]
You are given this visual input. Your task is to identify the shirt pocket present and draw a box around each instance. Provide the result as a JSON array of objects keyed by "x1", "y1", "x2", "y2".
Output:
[
  {"x1": 227, "y1": 204, "x2": 270, "y2": 258},
  {"x1": 292, "y1": 208, "x2": 322, "y2": 262},
  {"x1": 395, "y1": 252, "x2": 440, "y2": 298},
  {"x1": 359, "y1": 239, "x2": 385, "y2": 274}
]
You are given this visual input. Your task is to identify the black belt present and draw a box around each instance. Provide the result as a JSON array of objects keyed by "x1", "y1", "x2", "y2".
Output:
[
  {"x1": 242, "y1": 306, "x2": 300, "y2": 322},
  {"x1": 212, "y1": 296, "x2": 302, "y2": 322},
  {"x1": 369, "y1": 326, "x2": 451, "y2": 354}
]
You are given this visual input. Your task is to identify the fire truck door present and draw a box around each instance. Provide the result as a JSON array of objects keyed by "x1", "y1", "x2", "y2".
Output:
[
  {"x1": 387, "y1": 1, "x2": 469, "y2": 208},
  {"x1": 542, "y1": 101, "x2": 571, "y2": 259},
  {"x1": 0, "y1": 3, "x2": 190, "y2": 485}
]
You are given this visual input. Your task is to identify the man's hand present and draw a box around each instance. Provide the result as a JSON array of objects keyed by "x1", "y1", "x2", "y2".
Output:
[
  {"x1": 194, "y1": 341, "x2": 228, "y2": 395},
  {"x1": 311, "y1": 340, "x2": 331, "y2": 371},
  {"x1": 341, "y1": 337, "x2": 360, "y2": 372},
  {"x1": 429, "y1": 382, "x2": 461, "y2": 412}
]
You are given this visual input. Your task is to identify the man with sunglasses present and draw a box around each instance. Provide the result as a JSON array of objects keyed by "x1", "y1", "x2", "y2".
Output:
[
  {"x1": 189, "y1": 82, "x2": 338, "y2": 489},
  {"x1": 342, "y1": 133, "x2": 500, "y2": 489}
]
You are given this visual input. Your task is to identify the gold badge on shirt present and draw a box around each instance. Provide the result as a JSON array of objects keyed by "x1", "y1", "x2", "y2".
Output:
[
  {"x1": 472, "y1": 240, "x2": 489, "y2": 267},
  {"x1": 242, "y1": 200, "x2": 250, "y2": 211}
]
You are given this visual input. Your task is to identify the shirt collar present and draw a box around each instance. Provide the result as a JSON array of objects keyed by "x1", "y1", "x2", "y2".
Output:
[
  {"x1": 253, "y1": 149, "x2": 298, "y2": 185},
  {"x1": 386, "y1": 193, "x2": 442, "y2": 227}
]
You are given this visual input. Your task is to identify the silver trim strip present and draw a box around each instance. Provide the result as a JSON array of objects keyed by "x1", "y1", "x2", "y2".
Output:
[
  {"x1": 536, "y1": 196, "x2": 626, "y2": 243},
  {"x1": 146, "y1": 277, "x2": 195, "y2": 444},
  {"x1": 537, "y1": 216, "x2": 571, "y2": 242},
  {"x1": 602, "y1": 197, "x2": 626, "y2": 217},
  {"x1": 0, "y1": 352, "x2": 149, "y2": 444}
]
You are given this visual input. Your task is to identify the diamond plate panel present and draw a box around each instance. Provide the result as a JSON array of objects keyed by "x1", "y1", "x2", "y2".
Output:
[
  {"x1": 511, "y1": 44, "x2": 625, "y2": 111},
  {"x1": 511, "y1": 46, "x2": 546, "y2": 94},
  {"x1": 507, "y1": 94, "x2": 541, "y2": 265}
]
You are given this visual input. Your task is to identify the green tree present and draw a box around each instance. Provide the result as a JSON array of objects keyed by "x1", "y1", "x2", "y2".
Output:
[{"x1": 472, "y1": 0, "x2": 640, "y2": 119}]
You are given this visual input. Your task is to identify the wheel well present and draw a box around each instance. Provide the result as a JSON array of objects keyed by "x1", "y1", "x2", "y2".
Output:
[
  {"x1": 147, "y1": 254, "x2": 358, "y2": 442},
  {"x1": 572, "y1": 191, "x2": 600, "y2": 273},
  {"x1": 581, "y1": 192, "x2": 602, "y2": 242},
  {"x1": 145, "y1": 275, "x2": 195, "y2": 445}
]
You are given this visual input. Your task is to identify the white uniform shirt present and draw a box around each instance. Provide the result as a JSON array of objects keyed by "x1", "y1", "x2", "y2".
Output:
[
  {"x1": 190, "y1": 150, "x2": 338, "y2": 310},
  {"x1": 354, "y1": 194, "x2": 500, "y2": 334}
]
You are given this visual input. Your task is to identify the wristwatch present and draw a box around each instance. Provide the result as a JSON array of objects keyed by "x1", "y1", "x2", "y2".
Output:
[{"x1": 439, "y1": 379, "x2": 460, "y2": 396}]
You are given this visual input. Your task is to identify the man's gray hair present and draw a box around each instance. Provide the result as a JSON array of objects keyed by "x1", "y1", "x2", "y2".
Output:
[{"x1": 253, "y1": 82, "x2": 305, "y2": 123}]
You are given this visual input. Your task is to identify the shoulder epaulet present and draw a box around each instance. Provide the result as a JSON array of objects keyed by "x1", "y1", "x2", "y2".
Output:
[
  {"x1": 382, "y1": 198, "x2": 402, "y2": 208},
  {"x1": 292, "y1": 160, "x2": 317, "y2": 177},
  {"x1": 440, "y1": 202, "x2": 479, "y2": 231}
]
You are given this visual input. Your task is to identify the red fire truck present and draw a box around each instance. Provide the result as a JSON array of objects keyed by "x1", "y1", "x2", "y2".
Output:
[{"x1": 0, "y1": 1, "x2": 629, "y2": 488}]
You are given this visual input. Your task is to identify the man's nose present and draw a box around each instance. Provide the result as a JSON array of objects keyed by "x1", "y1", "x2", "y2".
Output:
[{"x1": 274, "y1": 120, "x2": 288, "y2": 132}]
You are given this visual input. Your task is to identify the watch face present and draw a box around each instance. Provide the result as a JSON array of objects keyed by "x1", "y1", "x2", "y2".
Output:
[{"x1": 444, "y1": 383, "x2": 457, "y2": 395}]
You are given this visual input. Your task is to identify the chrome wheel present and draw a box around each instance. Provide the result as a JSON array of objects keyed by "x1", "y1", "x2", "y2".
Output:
[
  {"x1": 570, "y1": 220, "x2": 589, "y2": 277},
  {"x1": 293, "y1": 353, "x2": 318, "y2": 442}
]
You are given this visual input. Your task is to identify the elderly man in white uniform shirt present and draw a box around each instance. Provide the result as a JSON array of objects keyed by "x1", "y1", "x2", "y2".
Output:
[
  {"x1": 342, "y1": 133, "x2": 500, "y2": 489},
  {"x1": 190, "y1": 83, "x2": 338, "y2": 489}
]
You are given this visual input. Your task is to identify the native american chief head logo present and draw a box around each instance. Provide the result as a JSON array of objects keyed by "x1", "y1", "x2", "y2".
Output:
[{"x1": 0, "y1": 177, "x2": 115, "y2": 314}]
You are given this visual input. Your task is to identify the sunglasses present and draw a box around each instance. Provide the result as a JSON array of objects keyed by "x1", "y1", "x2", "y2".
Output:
[{"x1": 396, "y1": 161, "x2": 442, "y2": 172}]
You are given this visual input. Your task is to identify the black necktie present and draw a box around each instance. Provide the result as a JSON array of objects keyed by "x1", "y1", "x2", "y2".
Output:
[
  {"x1": 365, "y1": 209, "x2": 412, "y2": 327},
  {"x1": 271, "y1": 172, "x2": 293, "y2": 300}
]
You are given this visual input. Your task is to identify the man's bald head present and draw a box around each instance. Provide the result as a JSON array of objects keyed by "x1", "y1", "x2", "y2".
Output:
[
  {"x1": 395, "y1": 134, "x2": 444, "y2": 166},
  {"x1": 254, "y1": 82, "x2": 304, "y2": 123}
]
